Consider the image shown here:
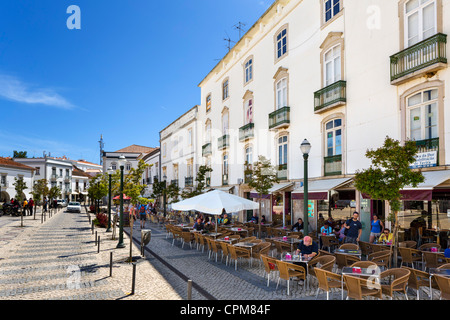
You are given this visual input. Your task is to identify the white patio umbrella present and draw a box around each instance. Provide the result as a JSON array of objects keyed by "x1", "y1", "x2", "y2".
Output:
[{"x1": 171, "y1": 190, "x2": 259, "y2": 232}]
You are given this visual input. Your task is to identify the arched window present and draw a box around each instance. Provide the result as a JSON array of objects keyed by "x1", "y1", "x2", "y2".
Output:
[
  {"x1": 407, "y1": 88, "x2": 438, "y2": 141},
  {"x1": 206, "y1": 94, "x2": 212, "y2": 113},
  {"x1": 325, "y1": 118, "x2": 342, "y2": 157}
]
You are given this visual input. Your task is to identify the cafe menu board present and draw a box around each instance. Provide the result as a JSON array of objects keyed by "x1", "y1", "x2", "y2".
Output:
[{"x1": 308, "y1": 200, "x2": 314, "y2": 218}]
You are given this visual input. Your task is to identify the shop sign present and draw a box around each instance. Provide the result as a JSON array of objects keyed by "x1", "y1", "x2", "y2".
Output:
[{"x1": 410, "y1": 151, "x2": 437, "y2": 169}]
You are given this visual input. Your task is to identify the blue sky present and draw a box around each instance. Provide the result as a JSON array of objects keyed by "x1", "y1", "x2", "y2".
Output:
[{"x1": 0, "y1": 0, "x2": 274, "y2": 164}]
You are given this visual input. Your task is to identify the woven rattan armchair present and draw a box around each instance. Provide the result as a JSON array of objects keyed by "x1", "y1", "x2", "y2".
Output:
[{"x1": 380, "y1": 268, "x2": 411, "y2": 300}]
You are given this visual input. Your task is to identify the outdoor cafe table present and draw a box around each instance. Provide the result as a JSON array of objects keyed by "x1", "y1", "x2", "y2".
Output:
[
  {"x1": 335, "y1": 248, "x2": 362, "y2": 259},
  {"x1": 341, "y1": 266, "x2": 381, "y2": 300},
  {"x1": 272, "y1": 236, "x2": 301, "y2": 252},
  {"x1": 229, "y1": 227, "x2": 249, "y2": 236},
  {"x1": 216, "y1": 237, "x2": 239, "y2": 244},
  {"x1": 428, "y1": 268, "x2": 450, "y2": 299},
  {"x1": 280, "y1": 254, "x2": 312, "y2": 289},
  {"x1": 205, "y1": 232, "x2": 222, "y2": 239},
  {"x1": 234, "y1": 242, "x2": 259, "y2": 266}
]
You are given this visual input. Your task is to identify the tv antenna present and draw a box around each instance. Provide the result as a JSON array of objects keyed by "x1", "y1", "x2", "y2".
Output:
[
  {"x1": 233, "y1": 21, "x2": 246, "y2": 39},
  {"x1": 223, "y1": 31, "x2": 235, "y2": 52}
]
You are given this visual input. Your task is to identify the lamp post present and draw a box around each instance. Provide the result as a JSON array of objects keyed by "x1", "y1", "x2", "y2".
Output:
[
  {"x1": 117, "y1": 155, "x2": 126, "y2": 248},
  {"x1": 300, "y1": 139, "x2": 311, "y2": 235},
  {"x1": 106, "y1": 166, "x2": 113, "y2": 233},
  {"x1": 163, "y1": 175, "x2": 167, "y2": 218}
]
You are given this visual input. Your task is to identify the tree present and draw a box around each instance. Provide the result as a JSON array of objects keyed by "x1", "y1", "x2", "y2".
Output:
[
  {"x1": 354, "y1": 136, "x2": 424, "y2": 267},
  {"x1": 247, "y1": 155, "x2": 279, "y2": 238},
  {"x1": 181, "y1": 165, "x2": 213, "y2": 199},
  {"x1": 13, "y1": 151, "x2": 27, "y2": 158},
  {"x1": 13, "y1": 176, "x2": 28, "y2": 203},
  {"x1": 87, "y1": 174, "x2": 108, "y2": 213},
  {"x1": 31, "y1": 179, "x2": 49, "y2": 217}
]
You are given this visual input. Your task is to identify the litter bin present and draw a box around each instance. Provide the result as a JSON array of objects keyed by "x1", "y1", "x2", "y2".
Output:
[{"x1": 141, "y1": 229, "x2": 152, "y2": 256}]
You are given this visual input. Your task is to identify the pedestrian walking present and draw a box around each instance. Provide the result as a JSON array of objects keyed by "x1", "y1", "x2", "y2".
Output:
[
  {"x1": 369, "y1": 214, "x2": 384, "y2": 243},
  {"x1": 139, "y1": 203, "x2": 147, "y2": 229},
  {"x1": 343, "y1": 212, "x2": 362, "y2": 244},
  {"x1": 28, "y1": 198, "x2": 34, "y2": 216},
  {"x1": 43, "y1": 197, "x2": 48, "y2": 213}
]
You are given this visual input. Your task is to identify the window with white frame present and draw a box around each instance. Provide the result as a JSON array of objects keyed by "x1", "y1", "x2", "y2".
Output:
[
  {"x1": 206, "y1": 94, "x2": 212, "y2": 113},
  {"x1": 276, "y1": 28, "x2": 287, "y2": 59},
  {"x1": 223, "y1": 79, "x2": 229, "y2": 100},
  {"x1": 126, "y1": 163, "x2": 131, "y2": 171},
  {"x1": 245, "y1": 99, "x2": 253, "y2": 124},
  {"x1": 405, "y1": 0, "x2": 436, "y2": 47},
  {"x1": 407, "y1": 88, "x2": 438, "y2": 141},
  {"x1": 324, "y1": 44, "x2": 341, "y2": 87},
  {"x1": 111, "y1": 162, "x2": 117, "y2": 170},
  {"x1": 325, "y1": 119, "x2": 342, "y2": 157},
  {"x1": 223, "y1": 153, "x2": 229, "y2": 177},
  {"x1": 222, "y1": 110, "x2": 229, "y2": 135},
  {"x1": 245, "y1": 146, "x2": 253, "y2": 166},
  {"x1": 276, "y1": 78, "x2": 288, "y2": 109},
  {"x1": 278, "y1": 135, "x2": 288, "y2": 167},
  {"x1": 245, "y1": 58, "x2": 253, "y2": 83},
  {"x1": 324, "y1": 0, "x2": 341, "y2": 23},
  {"x1": 205, "y1": 120, "x2": 212, "y2": 143}
]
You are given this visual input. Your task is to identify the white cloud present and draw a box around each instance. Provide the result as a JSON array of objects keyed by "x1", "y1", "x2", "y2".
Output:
[{"x1": 0, "y1": 74, "x2": 75, "y2": 110}]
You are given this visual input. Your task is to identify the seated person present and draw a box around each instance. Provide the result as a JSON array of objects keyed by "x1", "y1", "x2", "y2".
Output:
[
  {"x1": 249, "y1": 212, "x2": 259, "y2": 224},
  {"x1": 378, "y1": 228, "x2": 394, "y2": 244},
  {"x1": 292, "y1": 218, "x2": 304, "y2": 232},
  {"x1": 320, "y1": 222, "x2": 333, "y2": 236},
  {"x1": 193, "y1": 218, "x2": 204, "y2": 231},
  {"x1": 261, "y1": 215, "x2": 267, "y2": 224},
  {"x1": 295, "y1": 236, "x2": 318, "y2": 259},
  {"x1": 222, "y1": 213, "x2": 231, "y2": 225},
  {"x1": 204, "y1": 217, "x2": 214, "y2": 232}
]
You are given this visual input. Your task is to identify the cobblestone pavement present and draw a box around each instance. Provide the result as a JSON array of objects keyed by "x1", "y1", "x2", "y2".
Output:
[{"x1": 0, "y1": 208, "x2": 439, "y2": 301}]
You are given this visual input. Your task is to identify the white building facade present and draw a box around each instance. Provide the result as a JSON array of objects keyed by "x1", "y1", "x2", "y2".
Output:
[
  {"x1": 0, "y1": 158, "x2": 35, "y2": 202},
  {"x1": 162, "y1": 0, "x2": 450, "y2": 241}
]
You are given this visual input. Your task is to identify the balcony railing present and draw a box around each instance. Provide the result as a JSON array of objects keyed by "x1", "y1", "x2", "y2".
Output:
[
  {"x1": 277, "y1": 164, "x2": 288, "y2": 180},
  {"x1": 314, "y1": 80, "x2": 347, "y2": 113},
  {"x1": 413, "y1": 137, "x2": 439, "y2": 167},
  {"x1": 324, "y1": 154, "x2": 342, "y2": 176},
  {"x1": 390, "y1": 33, "x2": 447, "y2": 84},
  {"x1": 269, "y1": 106, "x2": 290, "y2": 130},
  {"x1": 185, "y1": 176, "x2": 193, "y2": 187},
  {"x1": 239, "y1": 123, "x2": 255, "y2": 141},
  {"x1": 202, "y1": 143, "x2": 212, "y2": 156},
  {"x1": 218, "y1": 135, "x2": 230, "y2": 150}
]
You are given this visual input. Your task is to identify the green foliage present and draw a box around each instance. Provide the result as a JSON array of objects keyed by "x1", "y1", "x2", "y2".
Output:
[
  {"x1": 48, "y1": 186, "x2": 62, "y2": 200},
  {"x1": 181, "y1": 165, "x2": 213, "y2": 199},
  {"x1": 247, "y1": 155, "x2": 279, "y2": 196},
  {"x1": 13, "y1": 151, "x2": 27, "y2": 158},
  {"x1": 31, "y1": 179, "x2": 49, "y2": 206},
  {"x1": 87, "y1": 174, "x2": 108, "y2": 201},
  {"x1": 13, "y1": 176, "x2": 28, "y2": 203},
  {"x1": 354, "y1": 136, "x2": 424, "y2": 219}
]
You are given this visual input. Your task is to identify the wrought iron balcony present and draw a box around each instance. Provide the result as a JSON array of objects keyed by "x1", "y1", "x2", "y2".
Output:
[
  {"x1": 269, "y1": 106, "x2": 290, "y2": 130},
  {"x1": 218, "y1": 135, "x2": 230, "y2": 150},
  {"x1": 277, "y1": 164, "x2": 288, "y2": 180},
  {"x1": 314, "y1": 80, "x2": 346, "y2": 113},
  {"x1": 239, "y1": 123, "x2": 255, "y2": 142},
  {"x1": 390, "y1": 33, "x2": 447, "y2": 84},
  {"x1": 202, "y1": 143, "x2": 212, "y2": 156},
  {"x1": 185, "y1": 176, "x2": 193, "y2": 187},
  {"x1": 324, "y1": 154, "x2": 342, "y2": 176}
]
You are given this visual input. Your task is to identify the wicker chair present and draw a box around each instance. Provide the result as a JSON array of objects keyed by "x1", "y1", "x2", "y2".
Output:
[
  {"x1": 438, "y1": 263, "x2": 450, "y2": 269},
  {"x1": 350, "y1": 261, "x2": 378, "y2": 269},
  {"x1": 181, "y1": 231, "x2": 194, "y2": 249},
  {"x1": 334, "y1": 253, "x2": 360, "y2": 271},
  {"x1": 251, "y1": 242, "x2": 271, "y2": 261},
  {"x1": 380, "y1": 268, "x2": 410, "y2": 300},
  {"x1": 209, "y1": 239, "x2": 222, "y2": 262},
  {"x1": 419, "y1": 243, "x2": 441, "y2": 251},
  {"x1": 228, "y1": 245, "x2": 251, "y2": 270},
  {"x1": 219, "y1": 241, "x2": 230, "y2": 265},
  {"x1": 399, "y1": 240, "x2": 417, "y2": 248},
  {"x1": 398, "y1": 247, "x2": 423, "y2": 269},
  {"x1": 343, "y1": 274, "x2": 383, "y2": 300},
  {"x1": 276, "y1": 260, "x2": 307, "y2": 295},
  {"x1": 260, "y1": 254, "x2": 279, "y2": 287},
  {"x1": 339, "y1": 243, "x2": 359, "y2": 250},
  {"x1": 422, "y1": 251, "x2": 447, "y2": 271},
  {"x1": 371, "y1": 243, "x2": 391, "y2": 252},
  {"x1": 434, "y1": 274, "x2": 450, "y2": 300},
  {"x1": 358, "y1": 241, "x2": 373, "y2": 259},
  {"x1": 368, "y1": 251, "x2": 392, "y2": 270},
  {"x1": 402, "y1": 266, "x2": 438, "y2": 300},
  {"x1": 308, "y1": 255, "x2": 336, "y2": 280},
  {"x1": 314, "y1": 268, "x2": 342, "y2": 300},
  {"x1": 171, "y1": 228, "x2": 183, "y2": 247},
  {"x1": 197, "y1": 234, "x2": 206, "y2": 253},
  {"x1": 322, "y1": 235, "x2": 339, "y2": 252},
  {"x1": 240, "y1": 236, "x2": 257, "y2": 242}
]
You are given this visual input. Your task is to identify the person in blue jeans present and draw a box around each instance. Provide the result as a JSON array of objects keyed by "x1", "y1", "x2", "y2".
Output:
[
  {"x1": 344, "y1": 212, "x2": 362, "y2": 244},
  {"x1": 369, "y1": 214, "x2": 384, "y2": 243}
]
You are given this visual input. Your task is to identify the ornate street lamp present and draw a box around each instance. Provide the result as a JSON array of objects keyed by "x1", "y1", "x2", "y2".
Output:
[
  {"x1": 117, "y1": 155, "x2": 126, "y2": 248},
  {"x1": 300, "y1": 139, "x2": 311, "y2": 235},
  {"x1": 106, "y1": 166, "x2": 114, "y2": 233},
  {"x1": 163, "y1": 174, "x2": 167, "y2": 218}
]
